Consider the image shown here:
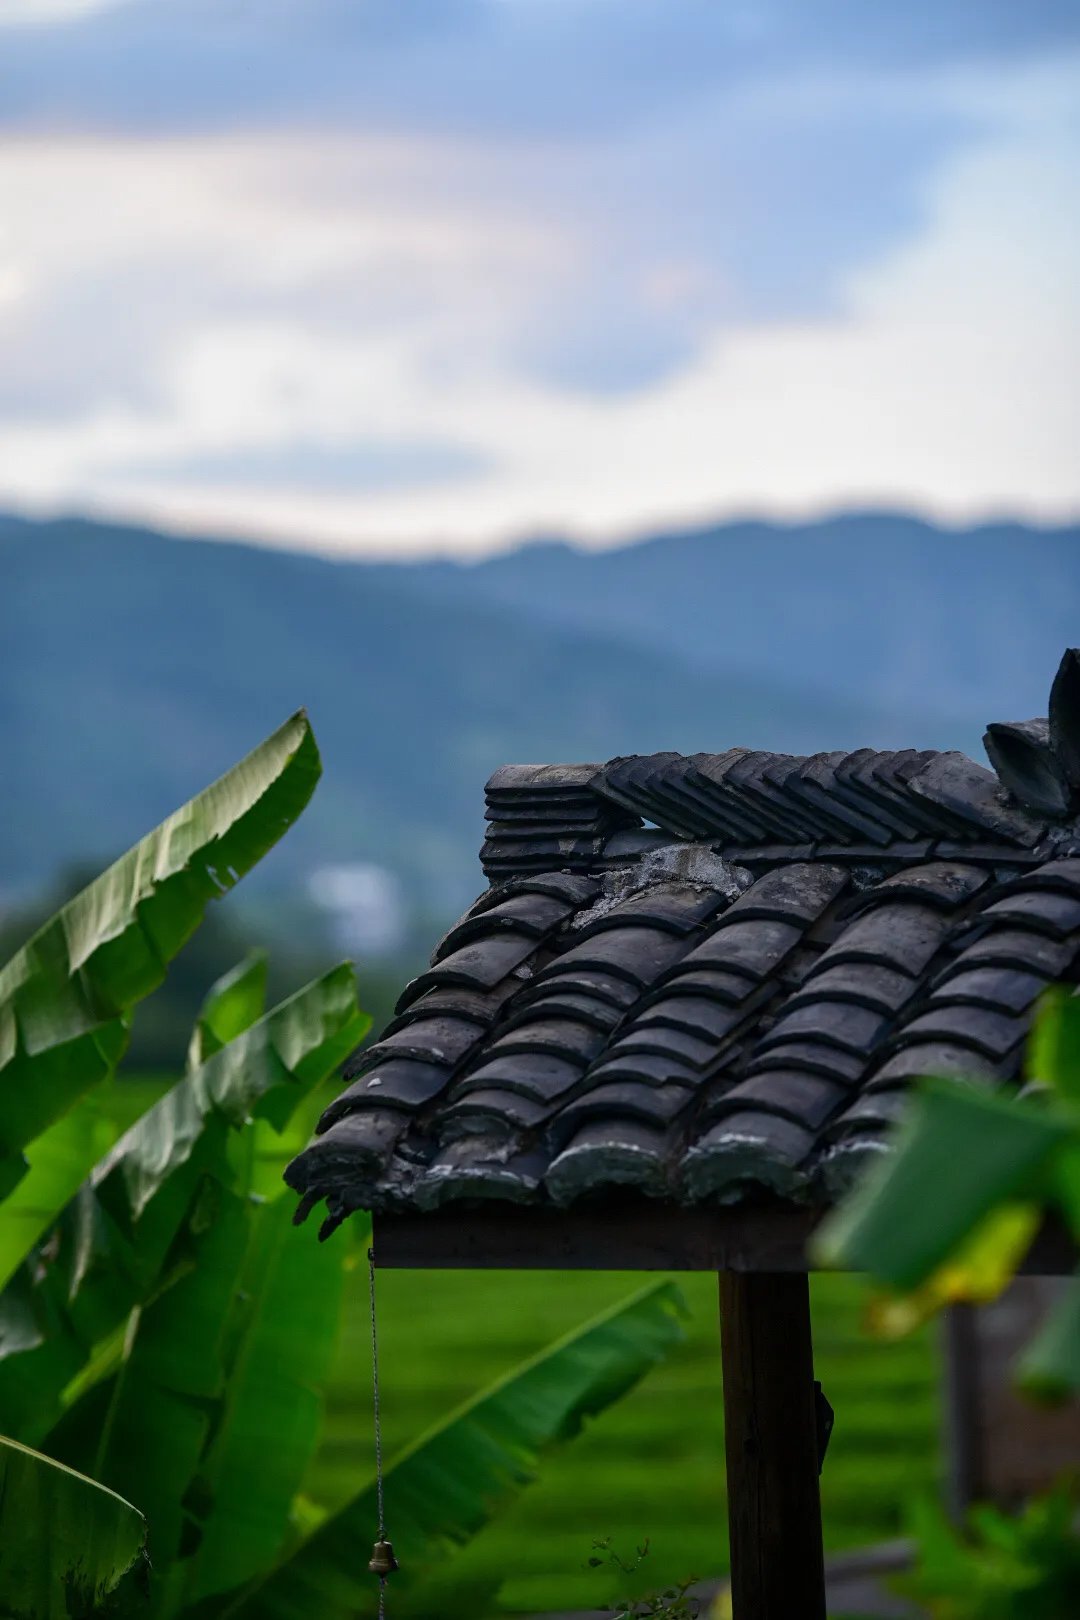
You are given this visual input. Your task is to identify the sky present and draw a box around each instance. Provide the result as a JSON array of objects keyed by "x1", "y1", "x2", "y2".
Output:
[{"x1": 0, "y1": 0, "x2": 1078, "y2": 557}]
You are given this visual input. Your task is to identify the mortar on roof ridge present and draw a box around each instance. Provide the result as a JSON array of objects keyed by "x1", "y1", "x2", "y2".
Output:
[{"x1": 569, "y1": 843, "x2": 751, "y2": 930}]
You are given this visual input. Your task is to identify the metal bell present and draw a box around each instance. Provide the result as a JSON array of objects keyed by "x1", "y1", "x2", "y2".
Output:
[{"x1": 368, "y1": 1538, "x2": 399, "y2": 1578}]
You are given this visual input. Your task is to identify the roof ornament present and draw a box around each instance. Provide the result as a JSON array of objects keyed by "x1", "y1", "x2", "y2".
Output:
[{"x1": 984, "y1": 648, "x2": 1080, "y2": 818}]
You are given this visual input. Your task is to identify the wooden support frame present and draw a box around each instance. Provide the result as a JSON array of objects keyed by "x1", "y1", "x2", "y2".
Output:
[
  {"x1": 942, "y1": 1303, "x2": 983, "y2": 1521},
  {"x1": 373, "y1": 1201, "x2": 822, "y2": 1271},
  {"x1": 719, "y1": 1271, "x2": 826, "y2": 1620},
  {"x1": 370, "y1": 1203, "x2": 1074, "y2": 1620},
  {"x1": 371, "y1": 1201, "x2": 1075, "y2": 1275}
]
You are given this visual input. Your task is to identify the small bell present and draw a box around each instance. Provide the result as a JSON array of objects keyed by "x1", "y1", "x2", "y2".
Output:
[{"x1": 368, "y1": 1538, "x2": 399, "y2": 1578}]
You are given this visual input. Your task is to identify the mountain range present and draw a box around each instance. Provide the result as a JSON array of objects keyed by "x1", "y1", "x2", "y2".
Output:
[{"x1": 3, "y1": 508, "x2": 1077, "y2": 925}]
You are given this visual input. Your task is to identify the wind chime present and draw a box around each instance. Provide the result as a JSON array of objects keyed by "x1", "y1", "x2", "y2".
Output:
[{"x1": 367, "y1": 1246, "x2": 399, "y2": 1615}]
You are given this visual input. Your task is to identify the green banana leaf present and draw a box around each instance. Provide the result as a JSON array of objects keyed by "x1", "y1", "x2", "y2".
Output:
[
  {"x1": 1050, "y1": 1141, "x2": 1080, "y2": 1245},
  {"x1": 1019, "y1": 1268, "x2": 1080, "y2": 1402},
  {"x1": 0, "y1": 1433, "x2": 146, "y2": 1619},
  {"x1": 0, "y1": 1076, "x2": 169, "y2": 1296},
  {"x1": 47, "y1": 1189, "x2": 252, "y2": 1570},
  {"x1": 815, "y1": 1077, "x2": 1070, "y2": 1289},
  {"x1": 293, "y1": 1217, "x2": 374, "y2": 1516},
  {"x1": 168, "y1": 1195, "x2": 346, "y2": 1607},
  {"x1": 187, "y1": 953, "x2": 269, "y2": 1070},
  {"x1": 1029, "y1": 987, "x2": 1080, "y2": 1104},
  {"x1": 0, "y1": 965, "x2": 366, "y2": 1442},
  {"x1": 0, "y1": 712, "x2": 320, "y2": 1202},
  {"x1": 0, "y1": 915, "x2": 275, "y2": 1302},
  {"x1": 223, "y1": 1278, "x2": 689, "y2": 1620},
  {"x1": 47, "y1": 1193, "x2": 343, "y2": 1595}
]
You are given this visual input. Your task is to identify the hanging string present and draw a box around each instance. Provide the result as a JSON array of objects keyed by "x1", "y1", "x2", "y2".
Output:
[
  {"x1": 367, "y1": 1244, "x2": 392, "y2": 1618},
  {"x1": 368, "y1": 1245, "x2": 386, "y2": 1540}
]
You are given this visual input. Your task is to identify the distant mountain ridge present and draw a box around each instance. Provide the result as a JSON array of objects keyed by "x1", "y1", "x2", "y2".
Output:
[
  {"x1": 371, "y1": 510, "x2": 1080, "y2": 721},
  {"x1": 3, "y1": 508, "x2": 1076, "y2": 918}
]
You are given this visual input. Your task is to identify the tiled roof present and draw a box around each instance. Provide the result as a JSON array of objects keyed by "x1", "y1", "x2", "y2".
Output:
[{"x1": 288, "y1": 650, "x2": 1080, "y2": 1237}]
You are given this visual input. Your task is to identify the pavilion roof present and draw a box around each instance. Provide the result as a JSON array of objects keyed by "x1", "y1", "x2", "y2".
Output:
[{"x1": 287, "y1": 650, "x2": 1080, "y2": 1239}]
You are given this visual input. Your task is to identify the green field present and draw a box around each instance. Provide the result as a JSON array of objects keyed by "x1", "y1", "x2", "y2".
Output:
[{"x1": 311, "y1": 1260, "x2": 942, "y2": 1615}]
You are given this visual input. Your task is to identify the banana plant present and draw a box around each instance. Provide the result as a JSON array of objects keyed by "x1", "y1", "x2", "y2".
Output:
[
  {"x1": 3, "y1": 942, "x2": 685, "y2": 1617},
  {"x1": 0, "y1": 1435, "x2": 146, "y2": 1620},
  {"x1": 0, "y1": 710, "x2": 321, "y2": 1280},
  {"x1": 1, "y1": 713, "x2": 691, "y2": 1620},
  {"x1": 223, "y1": 1278, "x2": 689, "y2": 1620},
  {"x1": 816, "y1": 989, "x2": 1080, "y2": 1400},
  {"x1": 0, "y1": 953, "x2": 365, "y2": 1428},
  {"x1": 0, "y1": 714, "x2": 327, "y2": 1617}
]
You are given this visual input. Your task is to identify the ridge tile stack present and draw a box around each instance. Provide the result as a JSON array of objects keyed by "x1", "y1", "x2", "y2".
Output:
[{"x1": 480, "y1": 762, "x2": 639, "y2": 879}]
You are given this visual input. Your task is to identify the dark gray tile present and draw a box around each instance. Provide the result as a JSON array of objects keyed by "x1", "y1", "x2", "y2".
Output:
[
  {"x1": 681, "y1": 1111, "x2": 815, "y2": 1201},
  {"x1": 824, "y1": 903, "x2": 954, "y2": 976},
  {"x1": 398, "y1": 929, "x2": 542, "y2": 1006},
  {"x1": 757, "y1": 999, "x2": 888, "y2": 1057},
  {"x1": 454, "y1": 1051, "x2": 585, "y2": 1102},
  {"x1": 784, "y1": 960, "x2": 918, "y2": 1014},
  {"x1": 928, "y1": 966, "x2": 1048, "y2": 1014},
  {"x1": 538, "y1": 925, "x2": 692, "y2": 987},
  {"x1": 672, "y1": 917, "x2": 805, "y2": 979},
  {"x1": 545, "y1": 1118, "x2": 672, "y2": 1204},
  {"x1": 556, "y1": 1078, "x2": 697, "y2": 1140},
  {"x1": 976, "y1": 889, "x2": 1080, "y2": 939},
  {"x1": 890, "y1": 1004, "x2": 1029, "y2": 1061},
  {"x1": 839, "y1": 860, "x2": 990, "y2": 917},
  {"x1": 321, "y1": 1060, "x2": 453, "y2": 1125},
  {"x1": 705, "y1": 1069, "x2": 851, "y2": 1131},
  {"x1": 943, "y1": 925, "x2": 1077, "y2": 977},
  {"x1": 908, "y1": 752, "x2": 1044, "y2": 846},
  {"x1": 868, "y1": 1044, "x2": 1004, "y2": 1083},
  {"x1": 485, "y1": 1016, "x2": 609, "y2": 1065}
]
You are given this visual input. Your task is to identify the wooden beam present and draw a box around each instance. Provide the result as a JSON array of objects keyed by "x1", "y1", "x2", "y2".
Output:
[
  {"x1": 370, "y1": 1202, "x2": 1076, "y2": 1276},
  {"x1": 373, "y1": 1201, "x2": 821, "y2": 1271},
  {"x1": 719, "y1": 1271, "x2": 826, "y2": 1620}
]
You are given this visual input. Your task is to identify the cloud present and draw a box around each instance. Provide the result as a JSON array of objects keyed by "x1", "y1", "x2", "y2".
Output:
[
  {"x1": 0, "y1": 9, "x2": 1076, "y2": 547},
  {"x1": 0, "y1": 0, "x2": 120, "y2": 26},
  {"x1": 3, "y1": 1, "x2": 1078, "y2": 135},
  {"x1": 115, "y1": 439, "x2": 489, "y2": 493},
  {"x1": 1, "y1": 60, "x2": 1076, "y2": 554},
  {"x1": 0, "y1": 81, "x2": 972, "y2": 413}
]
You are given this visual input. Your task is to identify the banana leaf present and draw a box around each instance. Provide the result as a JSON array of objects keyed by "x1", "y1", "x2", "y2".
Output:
[
  {"x1": 0, "y1": 965, "x2": 366, "y2": 1442},
  {"x1": 167, "y1": 1196, "x2": 346, "y2": 1607},
  {"x1": 0, "y1": 1076, "x2": 169, "y2": 1296},
  {"x1": 815, "y1": 1077, "x2": 1070, "y2": 1289},
  {"x1": 222, "y1": 1278, "x2": 689, "y2": 1620},
  {"x1": 1029, "y1": 987, "x2": 1080, "y2": 1104},
  {"x1": 0, "y1": 712, "x2": 320, "y2": 1201},
  {"x1": 1019, "y1": 1268, "x2": 1080, "y2": 1402},
  {"x1": 863, "y1": 1202, "x2": 1041, "y2": 1337},
  {"x1": 45, "y1": 1193, "x2": 342, "y2": 1592},
  {"x1": 0, "y1": 1434, "x2": 146, "y2": 1619},
  {"x1": 292, "y1": 1216, "x2": 373, "y2": 1516},
  {"x1": 0, "y1": 954, "x2": 270, "y2": 1298},
  {"x1": 187, "y1": 953, "x2": 269, "y2": 1069},
  {"x1": 47, "y1": 1189, "x2": 251, "y2": 1570}
]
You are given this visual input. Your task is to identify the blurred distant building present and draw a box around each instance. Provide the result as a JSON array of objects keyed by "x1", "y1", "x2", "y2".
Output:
[
  {"x1": 945, "y1": 1281, "x2": 1080, "y2": 1514},
  {"x1": 307, "y1": 863, "x2": 405, "y2": 958}
]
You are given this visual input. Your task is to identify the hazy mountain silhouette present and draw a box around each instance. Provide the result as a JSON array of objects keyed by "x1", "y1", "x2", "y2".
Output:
[{"x1": 4, "y1": 508, "x2": 1075, "y2": 916}]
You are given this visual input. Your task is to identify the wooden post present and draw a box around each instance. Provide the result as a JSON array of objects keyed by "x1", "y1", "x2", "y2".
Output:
[
  {"x1": 943, "y1": 1303, "x2": 983, "y2": 1519},
  {"x1": 718, "y1": 1271, "x2": 826, "y2": 1620}
]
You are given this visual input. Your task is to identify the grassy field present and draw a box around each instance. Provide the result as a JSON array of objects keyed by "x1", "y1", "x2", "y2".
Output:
[{"x1": 311, "y1": 1259, "x2": 943, "y2": 1615}]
